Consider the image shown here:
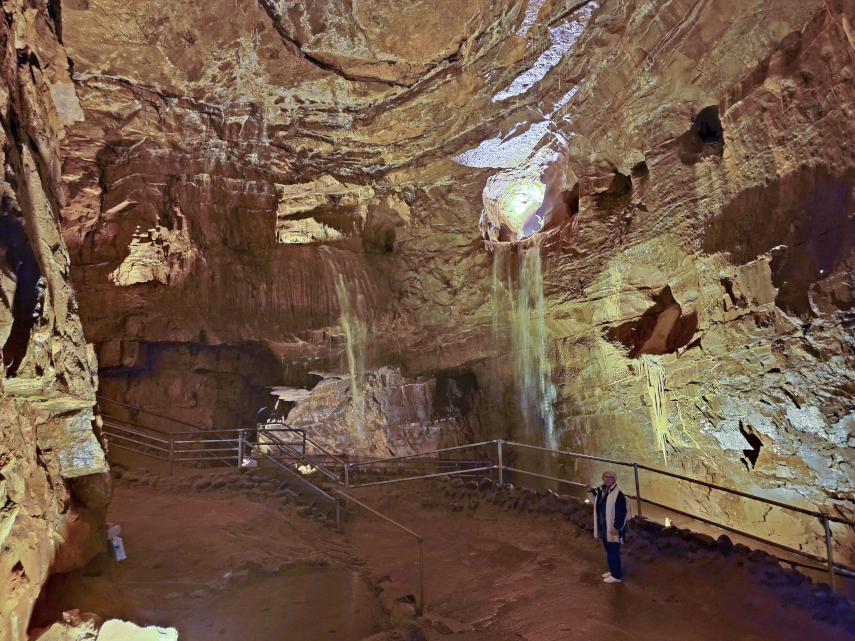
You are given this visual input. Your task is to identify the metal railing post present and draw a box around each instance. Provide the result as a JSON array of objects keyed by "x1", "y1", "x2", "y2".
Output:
[
  {"x1": 498, "y1": 440, "x2": 504, "y2": 485},
  {"x1": 418, "y1": 536, "x2": 425, "y2": 613},
  {"x1": 823, "y1": 514, "x2": 837, "y2": 592},
  {"x1": 344, "y1": 463, "x2": 350, "y2": 489},
  {"x1": 238, "y1": 430, "x2": 244, "y2": 469},
  {"x1": 633, "y1": 463, "x2": 642, "y2": 518},
  {"x1": 168, "y1": 433, "x2": 175, "y2": 476}
]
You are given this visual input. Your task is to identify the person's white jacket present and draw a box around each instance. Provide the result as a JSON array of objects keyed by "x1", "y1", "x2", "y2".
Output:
[{"x1": 587, "y1": 484, "x2": 628, "y2": 543}]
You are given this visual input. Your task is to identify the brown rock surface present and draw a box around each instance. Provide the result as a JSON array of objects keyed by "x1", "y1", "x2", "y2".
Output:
[
  {"x1": 0, "y1": 1, "x2": 108, "y2": 639},
  {"x1": 18, "y1": 0, "x2": 854, "y2": 594}
]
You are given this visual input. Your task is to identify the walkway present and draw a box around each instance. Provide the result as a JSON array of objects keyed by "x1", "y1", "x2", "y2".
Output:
[{"x1": 349, "y1": 480, "x2": 851, "y2": 641}]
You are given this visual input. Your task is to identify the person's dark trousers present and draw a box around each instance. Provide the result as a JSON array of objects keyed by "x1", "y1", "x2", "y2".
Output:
[{"x1": 602, "y1": 539, "x2": 623, "y2": 579}]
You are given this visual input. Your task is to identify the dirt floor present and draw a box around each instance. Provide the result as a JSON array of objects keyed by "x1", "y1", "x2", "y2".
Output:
[
  {"x1": 347, "y1": 480, "x2": 854, "y2": 641},
  {"x1": 32, "y1": 470, "x2": 854, "y2": 641},
  {"x1": 32, "y1": 486, "x2": 382, "y2": 641}
]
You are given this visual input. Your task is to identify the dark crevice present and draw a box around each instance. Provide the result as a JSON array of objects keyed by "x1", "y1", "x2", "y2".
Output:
[
  {"x1": 676, "y1": 105, "x2": 724, "y2": 165},
  {"x1": 605, "y1": 286, "x2": 698, "y2": 358},
  {"x1": 1, "y1": 200, "x2": 42, "y2": 377},
  {"x1": 740, "y1": 422, "x2": 763, "y2": 469},
  {"x1": 631, "y1": 161, "x2": 649, "y2": 179}
]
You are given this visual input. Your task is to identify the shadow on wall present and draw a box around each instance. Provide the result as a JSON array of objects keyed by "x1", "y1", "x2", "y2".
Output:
[
  {"x1": 604, "y1": 286, "x2": 699, "y2": 358},
  {"x1": 0, "y1": 199, "x2": 42, "y2": 377},
  {"x1": 97, "y1": 341, "x2": 282, "y2": 433},
  {"x1": 702, "y1": 165, "x2": 855, "y2": 320}
]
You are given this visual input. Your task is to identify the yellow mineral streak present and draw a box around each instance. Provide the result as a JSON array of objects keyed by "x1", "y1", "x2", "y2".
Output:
[{"x1": 640, "y1": 355, "x2": 669, "y2": 464}]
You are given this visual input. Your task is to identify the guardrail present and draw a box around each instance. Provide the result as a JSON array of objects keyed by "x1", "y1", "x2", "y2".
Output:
[
  {"x1": 101, "y1": 415, "x2": 306, "y2": 472},
  {"x1": 335, "y1": 490, "x2": 424, "y2": 611},
  {"x1": 340, "y1": 439, "x2": 855, "y2": 592},
  {"x1": 98, "y1": 401, "x2": 418, "y2": 601}
]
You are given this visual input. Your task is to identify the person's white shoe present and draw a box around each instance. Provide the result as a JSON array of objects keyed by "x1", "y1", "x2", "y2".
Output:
[
  {"x1": 603, "y1": 576, "x2": 622, "y2": 583},
  {"x1": 602, "y1": 572, "x2": 611, "y2": 578}
]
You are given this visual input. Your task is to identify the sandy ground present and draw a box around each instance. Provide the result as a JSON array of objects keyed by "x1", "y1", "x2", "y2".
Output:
[
  {"x1": 346, "y1": 481, "x2": 853, "y2": 641},
  {"x1": 33, "y1": 487, "x2": 381, "y2": 641},
  {"x1": 32, "y1": 475, "x2": 853, "y2": 641}
]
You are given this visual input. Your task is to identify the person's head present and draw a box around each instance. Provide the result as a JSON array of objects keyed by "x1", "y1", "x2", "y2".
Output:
[{"x1": 602, "y1": 470, "x2": 617, "y2": 486}]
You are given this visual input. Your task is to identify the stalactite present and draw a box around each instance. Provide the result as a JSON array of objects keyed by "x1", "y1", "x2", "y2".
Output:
[{"x1": 640, "y1": 354, "x2": 669, "y2": 464}]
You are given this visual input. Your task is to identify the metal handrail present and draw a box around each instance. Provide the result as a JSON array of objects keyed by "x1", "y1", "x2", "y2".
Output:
[
  {"x1": 108, "y1": 442, "x2": 169, "y2": 461},
  {"x1": 303, "y1": 434, "x2": 348, "y2": 468},
  {"x1": 507, "y1": 440, "x2": 634, "y2": 468},
  {"x1": 254, "y1": 431, "x2": 342, "y2": 485},
  {"x1": 336, "y1": 490, "x2": 424, "y2": 611},
  {"x1": 348, "y1": 441, "x2": 499, "y2": 468},
  {"x1": 350, "y1": 465, "x2": 496, "y2": 489},
  {"x1": 501, "y1": 440, "x2": 855, "y2": 526},
  {"x1": 98, "y1": 396, "x2": 215, "y2": 432},
  {"x1": 636, "y1": 463, "x2": 850, "y2": 523},
  {"x1": 102, "y1": 421, "x2": 171, "y2": 445},
  {"x1": 335, "y1": 438, "x2": 855, "y2": 592},
  {"x1": 101, "y1": 415, "x2": 172, "y2": 437}
]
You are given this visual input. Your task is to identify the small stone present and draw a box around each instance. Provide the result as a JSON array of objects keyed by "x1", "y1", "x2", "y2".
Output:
[
  {"x1": 716, "y1": 535, "x2": 734, "y2": 553},
  {"x1": 748, "y1": 549, "x2": 769, "y2": 562},
  {"x1": 688, "y1": 532, "x2": 717, "y2": 549}
]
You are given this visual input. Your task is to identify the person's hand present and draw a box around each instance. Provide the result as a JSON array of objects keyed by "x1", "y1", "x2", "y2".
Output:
[
  {"x1": 609, "y1": 527, "x2": 619, "y2": 537},
  {"x1": 585, "y1": 483, "x2": 594, "y2": 492}
]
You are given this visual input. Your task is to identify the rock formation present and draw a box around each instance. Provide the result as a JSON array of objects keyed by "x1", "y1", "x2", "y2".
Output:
[
  {"x1": 4, "y1": 0, "x2": 855, "y2": 633},
  {"x1": 0, "y1": 1, "x2": 109, "y2": 639}
]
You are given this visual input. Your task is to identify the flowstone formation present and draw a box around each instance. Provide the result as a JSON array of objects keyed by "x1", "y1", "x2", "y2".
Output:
[{"x1": 40, "y1": 0, "x2": 855, "y2": 573}]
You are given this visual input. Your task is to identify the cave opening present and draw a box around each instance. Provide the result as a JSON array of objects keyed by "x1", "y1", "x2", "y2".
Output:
[{"x1": 676, "y1": 105, "x2": 725, "y2": 165}]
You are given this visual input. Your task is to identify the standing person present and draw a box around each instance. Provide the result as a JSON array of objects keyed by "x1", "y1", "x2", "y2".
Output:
[{"x1": 586, "y1": 470, "x2": 628, "y2": 584}]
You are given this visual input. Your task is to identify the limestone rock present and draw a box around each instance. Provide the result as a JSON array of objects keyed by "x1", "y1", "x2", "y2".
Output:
[
  {"x1": 6, "y1": 0, "x2": 852, "y2": 593},
  {"x1": 97, "y1": 620, "x2": 178, "y2": 641}
]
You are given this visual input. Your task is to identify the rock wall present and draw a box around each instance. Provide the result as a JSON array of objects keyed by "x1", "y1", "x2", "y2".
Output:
[
  {"x1": 283, "y1": 367, "x2": 481, "y2": 458},
  {"x1": 0, "y1": 2, "x2": 108, "y2": 639},
  {"x1": 96, "y1": 341, "x2": 281, "y2": 436},
  {"x1": 50, "y1": 0, "x2": 855, "y2": 566}
]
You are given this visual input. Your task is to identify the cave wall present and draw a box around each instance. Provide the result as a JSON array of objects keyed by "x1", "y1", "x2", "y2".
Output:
[
  {"x1": 0, "y1": 2, "x2": 108, "y2": 639},
  {"x1": 50, "y1": 0, "x2": 855, "y2": 565},
  {"x1": 96, "y1": 341, "x2": 281, "y2": 436}
]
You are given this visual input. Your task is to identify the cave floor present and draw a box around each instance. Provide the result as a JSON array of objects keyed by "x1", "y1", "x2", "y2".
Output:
[
  {"x1": 33, "y1": 474, "x2": 851, "y2": 641},
  {"x1": 33, "y1": 486, "x2": 382, "y2": 641},
  {"x1": 347, "y1": 480, "x2": 852, "y2": 641}
]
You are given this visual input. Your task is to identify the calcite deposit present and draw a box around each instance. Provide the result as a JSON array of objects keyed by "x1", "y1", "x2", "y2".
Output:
[{"x1": 4, "y1": 0, "x2": 855, "y2": 633}]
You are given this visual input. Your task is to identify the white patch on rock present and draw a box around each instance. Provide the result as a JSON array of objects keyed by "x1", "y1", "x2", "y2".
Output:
[
  {"x1": 454, "y1": 121, "x2": 555, "y2": 169},
  {"x1": 109, "y1": 209, "x2": 197, "y2": 287},
  {"x1": 700, "y1": 418, "x2": 749, "y2": 451},
  {"x1": 98, "y1": 619, "x2": 179, "y2": 640},
  {"x1": 517, "y1": 0, "x2": 547, "y2": 37},
  {"x1": 494, "y1": 5, "x2": 597, "y2": 102},
  {"x1": 786, "y1": 405, "x2": 837, "y2": 441},
  {"x1": 50, "y1": 81, "x2": 85, "y2": 127}
]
